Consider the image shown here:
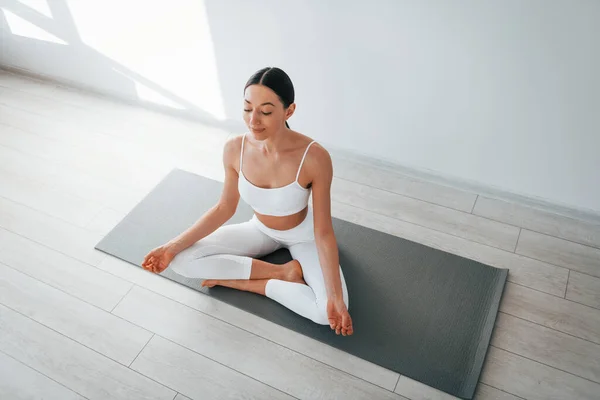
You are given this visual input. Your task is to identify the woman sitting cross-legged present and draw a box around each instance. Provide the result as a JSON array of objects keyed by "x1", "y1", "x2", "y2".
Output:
[{"x1": 142, "y1": 67, "x2": 353, "y2": 336}]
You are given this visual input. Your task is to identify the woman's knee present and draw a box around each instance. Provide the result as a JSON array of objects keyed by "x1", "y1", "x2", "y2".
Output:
[
  {"x1": 169, "y1": 242, "x2": 215, "y2": 274},
  {"x1": 313, "y1": 306, "x2": 330, "y2": 326},
  {"x1": 312, "y1": 290, "x2": 350, "y2": 326},
  {"x1": 171, "y1": 242, "x2": 221, "y2": 265},
  {"x1": 168, "y1": 247, "x2": 193, "y2": 274}
]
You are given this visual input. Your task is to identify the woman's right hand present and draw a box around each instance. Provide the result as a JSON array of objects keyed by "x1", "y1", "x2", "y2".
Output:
[{"x1": 142, "y1": 244, "x2": 178, "y2": 274}]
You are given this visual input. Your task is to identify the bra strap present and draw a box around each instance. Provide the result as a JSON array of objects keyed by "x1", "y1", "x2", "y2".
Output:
[
  {"x1": 239, "y1": 133, "x2": 246, "y2": 169},
  {"x1": 295, "y1": 141, "x2": 316, "y2": 182}
]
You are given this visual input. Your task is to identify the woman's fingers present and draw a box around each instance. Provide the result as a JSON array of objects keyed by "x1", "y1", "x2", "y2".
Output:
[
  {"x1": 144, "y1": 258, "x2": 153, "y2": 270},
  {"x1": 342, "y1": 313, "x2": 353, "y2": 336},
  {"x1": 143, "y1": 251, "x2": 156, "y2": 264},
  {"x1": 143, "y1": 255, "x2": 154, "y2": 267}
]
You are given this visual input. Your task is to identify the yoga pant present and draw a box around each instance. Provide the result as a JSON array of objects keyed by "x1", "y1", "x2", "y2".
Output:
[{"x1": 169, "y1": 208, "x2": 349, "y2": 325}]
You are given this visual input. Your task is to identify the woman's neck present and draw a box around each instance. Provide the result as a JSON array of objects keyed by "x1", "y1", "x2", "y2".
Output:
[{"x1": 258, "y1": 127, "x2": 290, "y2": 155}]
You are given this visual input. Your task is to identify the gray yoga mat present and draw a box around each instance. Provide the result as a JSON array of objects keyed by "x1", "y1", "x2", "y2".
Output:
[{"x1": 95, "y1": 168, "x2": 507, "y2": 399}]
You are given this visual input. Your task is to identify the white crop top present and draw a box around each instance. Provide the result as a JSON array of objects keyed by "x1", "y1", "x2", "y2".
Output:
[{"x1": 238, "y1": 134, "x2": 316, "y2": 217}]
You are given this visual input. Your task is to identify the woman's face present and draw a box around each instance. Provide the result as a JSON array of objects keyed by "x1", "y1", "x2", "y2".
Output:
[{"x1": 243, "y1": 84, "x2": 292, "y2": 139}]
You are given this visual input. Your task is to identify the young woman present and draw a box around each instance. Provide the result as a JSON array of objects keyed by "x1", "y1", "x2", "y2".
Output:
[{"x1": 142, "y1": 67, "x2": 353, "y2": 336}]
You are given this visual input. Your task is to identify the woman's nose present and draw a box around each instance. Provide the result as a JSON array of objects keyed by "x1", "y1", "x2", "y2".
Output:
[{"x1": 249, "y1": 111, "x2": 261, "y2": 125}]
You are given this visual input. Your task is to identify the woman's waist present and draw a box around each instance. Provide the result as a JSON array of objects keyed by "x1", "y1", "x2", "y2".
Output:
[{"x1": 251, "y1": 207, "x2": 314, "y2": 241}]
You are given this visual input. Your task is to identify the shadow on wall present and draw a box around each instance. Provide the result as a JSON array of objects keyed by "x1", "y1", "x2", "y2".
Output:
[{"x1": 0, "y1": 0, "x2": 250, "y2": 131}]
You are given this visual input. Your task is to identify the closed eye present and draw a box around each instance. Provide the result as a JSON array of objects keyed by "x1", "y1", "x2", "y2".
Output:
[{"x1": 244, "y1": 109, "x2": 272, "y2": 116}]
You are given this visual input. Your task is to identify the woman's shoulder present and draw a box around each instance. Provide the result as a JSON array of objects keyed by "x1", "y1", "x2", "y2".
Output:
[
  {"x1": 222, "y1": 134, "x2": 246, "y2": 168},
  {"x1": 224, "y1": 133, "x2": 246, "y2": 151},
  {"x1": 291, "y1": 132, "x2": 331, "y2": 171},
  {"x1": 290, "y1": 131, "x2": 326, "y2": 152}
]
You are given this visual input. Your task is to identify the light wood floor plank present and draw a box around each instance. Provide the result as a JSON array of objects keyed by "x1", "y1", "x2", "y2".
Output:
[
  {"x1": 0, "y1": 122, "x2": 169, "y2": 192},
  {"x1": 566, "y1": 271, "x2": 600, "y2": 310},
  {"x1": 0, "y1": 262, "x2": 151, "y2": 366},
  {"x1": 480, "y1": 347, "x2": 600, "y2": 400},
  {"x1": 131, "y1": 335, "x2": 294, "y2": 399},
  {"x1": 0, "y1": 196, "x2": 105, "y2": 266},
  {"x1": 0, "y1": 107, "x2": 220, "y2": 175},
  {"x1": 0, "y1": 92, "x2": 228, "y2": 160},
  {"x1": 0, "y1": 227, "x2": 128, "y2": 311},
  {"x1": 395, "y1": 376, "x2": 518, "y2": 400},
  {"x1": 0, "y1": 143, "x2": 148, "y2": 215},
  {"x1": 331, "y1": 178, "x2": 520, "y2": 251},
  {"x1": 0, "y1": 116, "x2": 224, "y2": 196},
  {"x1": 0, "y1": 350, "x2": 86, "y2": 400},
  {"x1": 394, "y1": 376, "x2": 459, "y2": 399},
  {"x1": 0, "y1": 304, "x2": 176, "y2": 400},
  {"x1": 113, "y1": 285, "x2": 407, "y2": 400},
  {"x1": 0, "y1": 164, "x2": 104, "y2": 228},
  {"x1": 516, "y1": 229, "x2": 600, "y2": 278},
  {"x1": 0, "y1": 73, "x2": 63, "y2": 95},
  {"x1": 0, "y1": 86, "x2": 76, "y2": 120},
  {"x1": 394, "y1": 377, "x2": 521, "y2": 400},
  {"x1": 491, "y1": 312, "x2": 600, "y2": 383},
  {"x1": 474, "y1": 196, "x2": 600, "y2": 249},
  {"x1": 473, "y1": 384, "x2": 522, "y2": 400},
  {"x1": 97, "y1": 255, "x2": 400, "y2": 392},
  {"x1": 0, "y1": 135, "x2": 59, "y2": 181},
  {"x1": 499, "y1": 282, "x2": 600, "y2": 345},
  {"x1": 86, "y1": 207, "x2": 128, "y2": 236},
  {"x1": 331, "y1": 155, "x2": 478, "y2": 212},
  {"x1": 331, "y1": 201, "x2": 568, "y2": 297}
]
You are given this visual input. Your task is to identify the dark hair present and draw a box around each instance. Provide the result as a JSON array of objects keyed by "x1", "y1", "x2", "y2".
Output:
[{"x1": 244, "y1": 67, "x2": 295, "y2": 128}]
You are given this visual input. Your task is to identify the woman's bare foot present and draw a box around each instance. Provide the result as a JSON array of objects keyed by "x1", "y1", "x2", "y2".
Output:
[
  {"x1": 202, "y1": 259, "x2": 306, "y2": 289},
  {"x1": 284, "y1": 259, "x2": 306, "y2": 284}
]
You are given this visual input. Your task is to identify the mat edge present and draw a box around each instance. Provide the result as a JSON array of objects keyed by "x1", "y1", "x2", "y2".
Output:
[{"x1": 460, "y1": 268, "x2": 509, "y2": 399}]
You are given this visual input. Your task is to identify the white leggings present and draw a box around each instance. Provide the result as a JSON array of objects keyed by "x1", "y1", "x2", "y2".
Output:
[{"x1": 169, "y1": 209, "x2": 349, "y2": 325}]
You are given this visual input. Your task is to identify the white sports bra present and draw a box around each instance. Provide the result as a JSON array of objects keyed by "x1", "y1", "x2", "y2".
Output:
[{"x1": 238, "y1": 134, "x2": 316, "y2": 217}]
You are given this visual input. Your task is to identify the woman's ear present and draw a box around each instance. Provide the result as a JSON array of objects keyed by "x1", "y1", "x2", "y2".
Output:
[{"x1": 286, "y1": 103, "x2": 296, "y2": 120}]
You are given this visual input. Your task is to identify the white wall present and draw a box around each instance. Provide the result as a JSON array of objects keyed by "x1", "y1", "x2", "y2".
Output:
[{"x1": 1, "y1": 0, "x2": 599, "y2": 214}]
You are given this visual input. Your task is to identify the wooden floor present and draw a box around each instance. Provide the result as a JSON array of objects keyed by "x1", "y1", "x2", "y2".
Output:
[{"x1": 0, "y1": 71, "x2": 599, "y2": 400}]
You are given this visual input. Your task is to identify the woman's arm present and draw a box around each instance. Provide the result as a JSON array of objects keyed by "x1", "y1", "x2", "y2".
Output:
[
  {"x1": 166, "y1": 136, "x2": 241, "y2": 254},
  {"x1": 310, "y1": 145, "x2": 353, "y2": 335},
  {"x1": 309, "y1": 145, "x2": 343, "y2": 300}
]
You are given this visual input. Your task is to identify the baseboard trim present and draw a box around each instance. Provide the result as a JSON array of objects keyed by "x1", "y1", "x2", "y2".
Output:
[{"x1": 2, "y1": 64, "x2": 599, "y2": 224}]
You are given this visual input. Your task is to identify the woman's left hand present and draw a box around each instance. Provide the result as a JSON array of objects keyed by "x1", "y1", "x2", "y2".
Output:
[{"x1": 327, "y1": 298, "x2": 354, "y2": 336}]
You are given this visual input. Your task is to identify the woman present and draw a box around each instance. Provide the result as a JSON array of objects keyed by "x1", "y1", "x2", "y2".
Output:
[{"x1": 142, "y1": 67, "x2": 353, "y2": 336}]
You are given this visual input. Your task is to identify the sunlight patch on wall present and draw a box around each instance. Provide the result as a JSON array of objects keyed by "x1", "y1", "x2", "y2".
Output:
[
  {"x1": 3, "y1": 9, "x2": 66, "y2": 44},
  {"x1": 66, "y1": 0, "x2": 226, "y2": 119},
  {"x1": 18, "y1": 0, "x2": 52, "y2": 18},
  {"x1": 112, "y1": 67, "x2": 185, "y2": 110}
]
